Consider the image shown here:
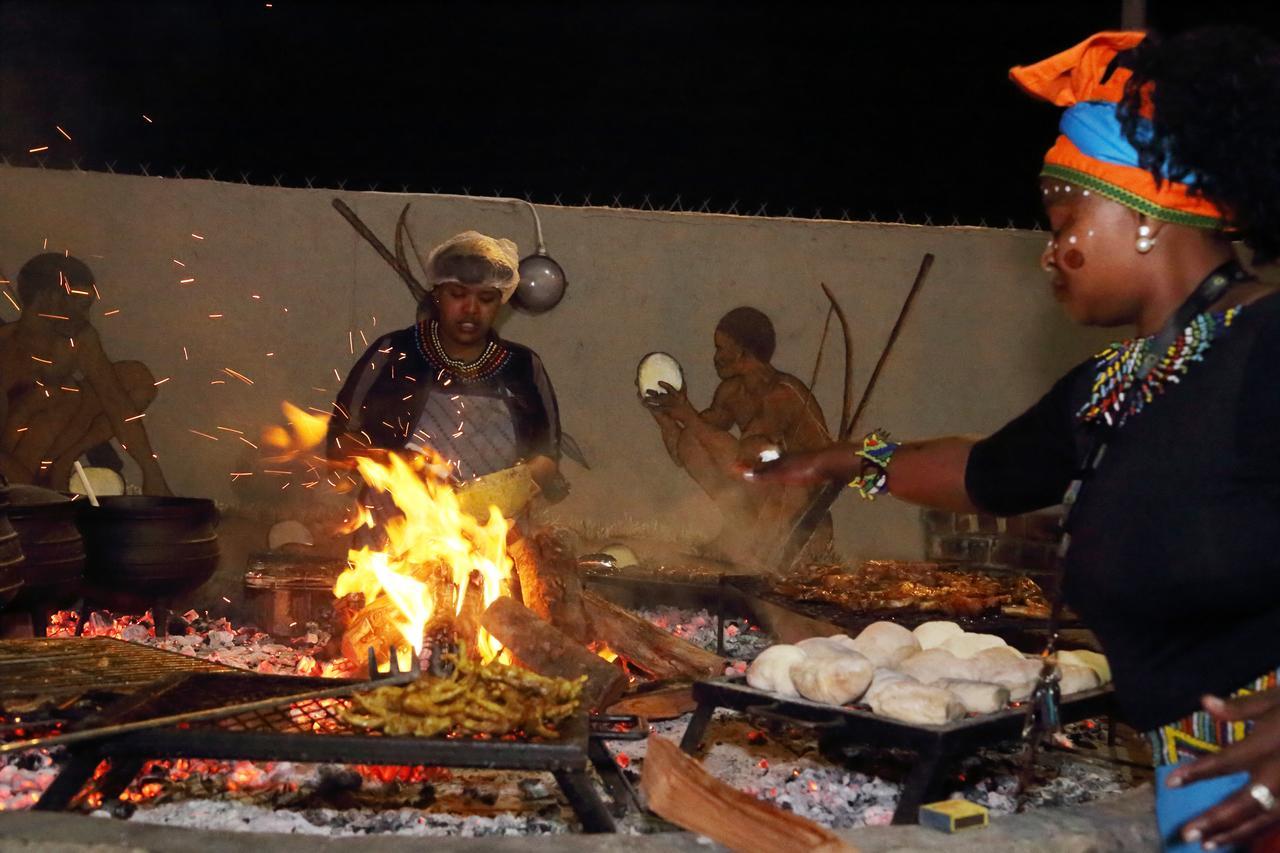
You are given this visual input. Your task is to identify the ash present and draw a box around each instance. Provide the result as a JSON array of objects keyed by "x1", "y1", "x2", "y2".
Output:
[{"x1": 633, "y1": 606, "x2": 770, "y2": 661}]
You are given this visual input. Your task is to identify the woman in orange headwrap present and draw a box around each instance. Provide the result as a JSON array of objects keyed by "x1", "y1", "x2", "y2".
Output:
[{"x1": 752, "y1": 28, "x2": 1280, "y2": 851}]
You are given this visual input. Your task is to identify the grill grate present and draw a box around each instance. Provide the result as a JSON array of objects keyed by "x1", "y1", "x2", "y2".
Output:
[
  {"x1": 31, "y1": 670, "x2": 626, "y2": 832},
  {"x1": 0, "y1": 638, "x2": 235, "y2": 702}
]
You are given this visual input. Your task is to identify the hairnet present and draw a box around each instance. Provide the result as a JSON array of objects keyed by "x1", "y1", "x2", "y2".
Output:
[{"x1": 419, "y1": 231, "x2": 521, "y2": 304}]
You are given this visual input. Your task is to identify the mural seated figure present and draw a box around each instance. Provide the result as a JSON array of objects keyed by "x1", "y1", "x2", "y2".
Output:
[
  {"x1": 0, "y1": 254, "x2": 170, "y2": 495},
  {"x1": 646, "y1": 306, "x2": 832, "y2": 567}
]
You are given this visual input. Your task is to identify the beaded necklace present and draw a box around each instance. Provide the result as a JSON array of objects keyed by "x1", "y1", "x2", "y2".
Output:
[
  {"x1": 1077, "y1": 306, "x2": 1242, "y2": 428},
  {"x1": 414, "y1": 319, "x2": 511, "y2": 384}
]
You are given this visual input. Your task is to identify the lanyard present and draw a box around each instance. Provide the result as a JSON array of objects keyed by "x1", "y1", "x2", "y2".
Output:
[{"x1": 1015, "y1": 259, "x2": 1253, "y2": 804}]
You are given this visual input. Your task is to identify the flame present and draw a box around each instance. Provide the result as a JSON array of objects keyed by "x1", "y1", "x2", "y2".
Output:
[{"x1": 335, "y1": 451, "x2": 512, "y2": 664}]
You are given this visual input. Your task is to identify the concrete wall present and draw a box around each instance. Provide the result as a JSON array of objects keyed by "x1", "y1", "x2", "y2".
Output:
[{"x1": 0, "y1": 165, "x2": 1113, "y2": 565}]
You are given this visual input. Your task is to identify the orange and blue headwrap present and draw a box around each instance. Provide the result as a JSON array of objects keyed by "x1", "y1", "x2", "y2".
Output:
[{"x1": 1011, "y1": 31, "x2": 1227, "y2": 229}]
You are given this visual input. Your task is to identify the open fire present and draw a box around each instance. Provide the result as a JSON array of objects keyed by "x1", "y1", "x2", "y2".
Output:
[{"x1": 264, "y1": 403, "x2": 517, "y2": 673}]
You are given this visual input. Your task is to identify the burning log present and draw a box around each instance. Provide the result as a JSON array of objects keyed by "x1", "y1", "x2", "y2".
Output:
[
  {"x1": 509, "y1": 527, "x2": 589, "y2": 643},
  {"x1": 641, "y1": 734, "x2": 858, "y2": 853},
  {"x1": 481, "y1": 597, "x2": 627, "y2": 712},
  {"x1": 581, "y1": 590, "x2": 724, "y2": 681}
]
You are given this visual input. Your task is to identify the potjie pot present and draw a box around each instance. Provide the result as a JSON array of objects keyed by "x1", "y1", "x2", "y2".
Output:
[
  {"x1": 79, "y1": 496, "x2": 220, "y2": 606},
  {"x1": 6, "y1": 494, "x2": 85, "y2": 612},
  {"x1": 0, "y1": 483, "x2": 26, "y2": 610}
]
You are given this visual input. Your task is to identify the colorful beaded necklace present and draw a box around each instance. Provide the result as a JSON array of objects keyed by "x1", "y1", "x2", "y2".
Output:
[
  {"x1": 414, "y1": 319, "x2": 511, "y2": 384},
  {"x1": 1077, "y1": 306, "x2": 1242, "y2": 428}
]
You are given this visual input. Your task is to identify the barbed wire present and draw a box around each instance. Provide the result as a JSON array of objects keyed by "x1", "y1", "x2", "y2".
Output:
[{"x1": 0, "y1": 152, "x2": 1045, "y2": 232}]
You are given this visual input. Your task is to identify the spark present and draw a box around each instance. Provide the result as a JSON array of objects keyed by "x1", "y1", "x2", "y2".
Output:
[
  {"x1": 124, "y1": 413, "x2": 146, "y2": 422},
  {"x1": 333, "y1": 368, "x2": 341, "y2": 382},
  {"x1": 222, "y1": 367, "x2": 254, "y2": 385},
  {"x1": 222, "y1": 596, "x2": 231, "y2": 604},
  {"x1": 216, "y1": 426, "x2": 244, "y2": 434},
  {"x1": 402, "y1": 394, "x2": 412, "y2": 401},
  {"x1": 229, "y1": 472, "x2": 253, "y2": 480},
  {"x1": 183, "y1": 346, "x2": 189, "y2": 360},
  {"x1": 153, "y1": 377, "x2": 171, "y2": 386},
  {"x1": 37, "y1": 313, "x2": 70, "y2": 320},
  {"x1": 30, "y1": 355, "x2": 52, "y2": 364},
  {"x1": 68, "y1": 338, "x2": 75, "y2": 348},
  {"x1": 251, "y1": 294, "x2": 261, "y2": 300},
  {"x1": 238, "y1": 436, "x2": 259, "y2": 449},
  {"x1": 142, "y1": 114, "x2": 153, "y2": 123},
  {"x1": 14, "y1": 427, "x2": 27, "y2": 434},
  {"x1": 333, "y1": 402, "x2": 349, "y2": 419},
  {"x1": 59, "y1": 386, "x2": 79, "y2": 393},
  {"x1": 28, "y1": 146, "x2": 48, "y2": 153},
  {"x1": 103, "y1": 309, "x2": 120, "y2": 316},
  {"x1": 188, "y1": 429, "x2": 218, "y2": 441},
  {"x1": 359, "y1": 330, "x2": 368, "y2": 346},
  {"x1": 69, "y1": 288, "x2": 90, "y2": 295},
  {"x1": 172, "y1": 259, "x2": 186, "y2": 267},
  {"x1": 191, "y1": 233, "x2": 205, "y2": 240},
  {"x1": 281, "y1": 482, "x2": 290, "y2": 490},
  {"x1": 311, "y1": 387, "x2": 328, "y2": 394},
  {"x1": 56, "y1": 126, "x2": 71, "y2": 141},
  {"x1": 348, "y1": 331, "x2": 353, "y2": 354},
  {"x1": 263, "y1": 469, "x2": 291, "y2": 475},
  {"x1": 208, "y1": 313, "x2": 223, "y2": 319},
  {"x1": 2, "y1": 292, "x2": 19, "y2": 311},
  {"x1": 371, "y1": 314, "x2": 377, "y2": 327},
  {"x1": 265, "y1": 351, "x2": 275, "y2": 357},
  {"x1": 42, "y1": 238, "x2": 47, "y2": 249},
  {"x1": 179, "y1": 278, "x2": 195, "y2": 284},
  {"x1": 378, "y1": 347, "x2": 393, "y2": 354},
  {"x1": 92, "y1": 284, "x2": 101, "y2": 299},
  {"x1": 210, "y1": 379, "x2": 225, "y2": 385}
]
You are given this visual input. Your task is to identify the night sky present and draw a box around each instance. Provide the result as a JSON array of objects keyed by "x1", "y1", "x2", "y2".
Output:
[{"x1": 3, "y1": 1, "x2": 1279, "y2": 228}]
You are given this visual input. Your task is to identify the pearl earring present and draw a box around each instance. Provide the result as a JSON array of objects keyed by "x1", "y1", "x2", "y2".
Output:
[{"x1": 1136, "y1": 224, "x2": 1155, "y2": 253}]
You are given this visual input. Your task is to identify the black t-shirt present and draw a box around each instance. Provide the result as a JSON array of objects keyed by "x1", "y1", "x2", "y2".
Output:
[{"x1": 966, "y1": 293, "x2": 1280, "y2": 731}]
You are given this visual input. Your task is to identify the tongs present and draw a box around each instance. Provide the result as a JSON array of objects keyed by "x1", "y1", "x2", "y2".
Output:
[{"x1": 0, "y1": 646, "x2": 421, "y2": 755}]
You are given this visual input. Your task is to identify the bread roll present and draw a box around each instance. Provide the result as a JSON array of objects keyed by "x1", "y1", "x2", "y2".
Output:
[
  {"x1": 850, "y1": 621, "x2": 920, "y2": 667},
  {"x1": 1058, "y1": 663, "x2": 1101, "y2": 695},
  {"x1": 862, "y1": 667, "x2": 917, "y2": 705},
  {"x1": 1058, "y1": 650, "x2": 1111, "y2": 684},
  {"x1": 867, "y1": 681, "x2": 965, "y2": 725},
  {"x1": 938, "y1": 679, "x2": 1011, "y2": 714},
  {"x1": 940, "y1": 632, "x2": 1007, "y2": 659},
  {"x1": 746, "y1": 645, "x2": 807, "y2": 697},
  {"x1": 790, "y1": 654, "x2": 874, "y2": 705},
  {"x1": 913, "y1": 620, "x2": 964, "y2": 650},
  {"x1": 899, "y1": 648, "x2": 979, "y2": 684}
]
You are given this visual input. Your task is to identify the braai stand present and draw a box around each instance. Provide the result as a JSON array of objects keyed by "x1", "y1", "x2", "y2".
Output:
[
  {"x1": 34, "y1": 672, "x2": 636, "y2": 833},
  {"x1": 679, "y1": 677, "x2": 1116, "y2": 825}
]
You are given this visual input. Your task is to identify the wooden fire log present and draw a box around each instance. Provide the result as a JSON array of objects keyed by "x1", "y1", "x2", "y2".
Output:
[
  {"x1": 641, "y1": 734, "x2": 858, "y2": 853},
  {"x1": 481, "y1": 596, "x2": 628, "y2": 712},
  {"x1": 509, "y1": 527, "x2": 590, "y2": 643},
  {"x1": 581, "y1": 589, "x2": 725, "y2": 681}
]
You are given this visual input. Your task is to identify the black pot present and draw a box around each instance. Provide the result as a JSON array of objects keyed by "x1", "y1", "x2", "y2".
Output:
[
  {"x1": 7, "y1": 497, "x2": 85, "y2": 611},
  {"x1": 0, "y1": 484, "x2": 25, "y2": 610},
  {"x1": 80, "y1": 496, "x2": 220, "y2": 605}
]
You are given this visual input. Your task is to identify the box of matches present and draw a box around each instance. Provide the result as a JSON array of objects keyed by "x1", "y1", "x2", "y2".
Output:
[{"x1": 919, "y1": 799, "x2": 989, "y2": 833}]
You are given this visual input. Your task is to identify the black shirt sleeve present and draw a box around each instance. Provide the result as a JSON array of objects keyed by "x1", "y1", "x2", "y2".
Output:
[{"x1": 964, "y1": 362, "x2": 1090, "y2": 516}]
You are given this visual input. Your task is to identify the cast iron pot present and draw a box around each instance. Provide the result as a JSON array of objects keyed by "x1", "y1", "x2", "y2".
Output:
[
  {"x1": 79, "y1": 496, "x2": 220, "y2": 606},
  {"x1": 0, "y1": 483, "x2": 26, "y2": 610},
  {"x1": 6, "y1": 490, "x2": 85, "y2": 612}
]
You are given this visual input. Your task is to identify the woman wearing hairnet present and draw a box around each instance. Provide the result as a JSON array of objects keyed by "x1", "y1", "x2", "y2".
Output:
[{"x1": 327, "y1": 231, "x2": 566, "y2": 504}]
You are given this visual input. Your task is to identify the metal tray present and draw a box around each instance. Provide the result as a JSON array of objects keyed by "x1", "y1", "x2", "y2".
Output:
[{"x1": 681, "y1": 675, "x2": 1116, "y2": 824}]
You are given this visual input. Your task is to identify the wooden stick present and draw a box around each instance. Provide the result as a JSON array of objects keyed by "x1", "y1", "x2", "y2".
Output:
[
  {"x1": 331, "y1": 199, "x2": 428, "y2": 303},
  {"x1": 481, "y1": 597, "x2": 627, "y2": 712},
  {"x1": 641, "y1": 734, "x2": 858, "y2": 853},
  {"x1": 773, "y1": 254, "x2": 934, "y2": 571}
]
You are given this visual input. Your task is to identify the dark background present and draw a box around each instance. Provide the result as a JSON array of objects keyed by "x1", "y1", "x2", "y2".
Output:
[{"x1": 2, "y1": 1, "x2": 1279, "y2": 227}]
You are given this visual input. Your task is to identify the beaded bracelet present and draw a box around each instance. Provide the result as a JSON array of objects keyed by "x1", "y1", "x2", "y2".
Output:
[{"x1": 848, "y1": 430, "x2": 899, "y2": 500}]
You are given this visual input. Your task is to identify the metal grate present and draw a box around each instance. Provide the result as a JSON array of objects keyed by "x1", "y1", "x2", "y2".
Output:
[{"x1": 0, "y1": 638, "x2": 235, "y2": 701}]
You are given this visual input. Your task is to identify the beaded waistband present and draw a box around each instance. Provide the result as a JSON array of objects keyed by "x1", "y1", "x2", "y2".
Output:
[{"x1": 1149, "y1": 668, "x2": 1280, "y2": 767}]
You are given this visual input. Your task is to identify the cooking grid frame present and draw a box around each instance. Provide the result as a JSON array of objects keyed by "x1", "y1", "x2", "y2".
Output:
[
  {"x1": 31, "y1": 670, "x2": 622, "y2": 832},
  {"x1": 680, "y1": 675, "x2": 1117, "y2": 826}
]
